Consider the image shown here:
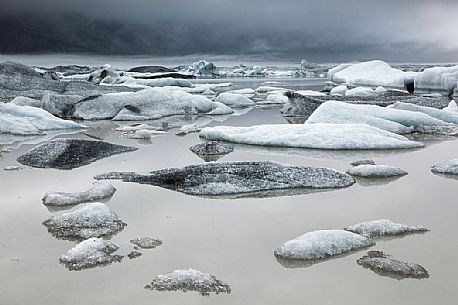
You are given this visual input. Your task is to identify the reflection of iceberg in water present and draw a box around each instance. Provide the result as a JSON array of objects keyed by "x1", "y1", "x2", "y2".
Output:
[{"x1": 353, "y1": 176, "x2": 406, "y2": 187}]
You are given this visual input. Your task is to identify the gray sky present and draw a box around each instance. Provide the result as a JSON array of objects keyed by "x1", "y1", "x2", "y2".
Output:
[{"x1": 2, "y1": 0, "x2": 457, "y2": 61}]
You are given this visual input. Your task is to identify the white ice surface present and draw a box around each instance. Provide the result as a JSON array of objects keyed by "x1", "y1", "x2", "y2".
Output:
[
  {"x1": 347, "y1": 165, "x2": 407, "y2": 177},
  {"x1": 42, "y1": 182, "x2": 116, "y2": 206},
  {"x1": 215, "y1": 93, "x2": 255, "y2": 107},
  {"x1": 345, "y1": 219, "x2": 428, "y2": 237},
  {"x1": 431, "y1": 159, "x2": 458, "y2": 175}
]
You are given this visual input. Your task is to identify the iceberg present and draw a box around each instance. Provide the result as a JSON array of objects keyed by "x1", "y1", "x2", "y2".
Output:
[
  {"x1": 188, "y1": 60, "x2": 219, "y2": 77},
  {"x1": 0, "y1": 103, "x2": 84, "y2": 136},
  {"x1": 145, "y1": 269, "x2": 231, "y2": 296},
  {"x1": 328, "y1": 60, "x2": 417, "y2": 89},
  {"x1": 200, "y1": 123, "x2": 423, "y2": 150},
  {"x1": 42, "y1": 182, "x2": 116, "y2": 206},
  {"x1": 431, "y1": 159, "x2": 458, "y2": 175},
  {"x1": 130, "y1": 237, "x2": 162, "y2": 249},
  {"x1": 389, "y1": 102, "x2": 458, "y2": 124},
  {"x1": 17, "y1": 138, "x2": 137, "y2": 169},
  {"x1": 176, "y1": 124, "x2": 200, "y2": 135},
  {"x1": 215, "y1": 92, "x2": 255, "y2": 107},
  {"x1": 347, "y1": 165, "x2": 408, "y2": 178},
  {"x1": 357, "y1": 251, "x2": 429, "y2": 280},
  {"x1": 189, "y1": 141, "x2": 234, "y2": 161},
  {"x1": 414, "y1": 65, "x2": 458, "y2": 93},
  {"x1": 350, "y1": 159, "x2": 376, "y2": 166},
  {"x1": 345, "y1": 219, "x2": 428, "y2": 238},
  {"x1": 42, "y1": 202, "x2": 126, "y2": 240},
  {"x1": 60, "y1": 237, "x2": 122, "y2": 271},
  {"x1": 95, "y1": 161, "x2": 355, "y2": 197},
  {"x1": 274, "y1": 230, "x2": 374, "y2": 261},
  {"x1": 444, "y1": 100, "x2": 458, "y2": 112}
]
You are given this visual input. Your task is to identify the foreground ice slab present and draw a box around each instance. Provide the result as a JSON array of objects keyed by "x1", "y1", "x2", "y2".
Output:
[
  {"x1": 130, "y1": 237, "x2": 162, "y2": 249},
  {"x1": 42, "y1": 182, "x2": 116, "y2": 206},
  {"x1": 200, "y1": 123, "x2": 423, "y2": 150},
  {"x1": 306, "y1": 101, "x2": 457, "y2": 134},
  {"x1": 274, "y1": 230, "x2": 374, "y2": 261},
  {"x1": 0, "y1": 103, "x2": 84, "y2": 136},
  {"x1": 328, "y1": 60, "x2": 417, "y2": 89},
  {"x1": 42, "y1": 202, "x2": 126, "y2": 240},
  {"x1": 17, "y1": 138, "x2": 137, "y2": 169},
  {"x1": 189, "y1": 141, "x2": 234, "y2": 161},
  {"x1": 60, "y1": 237, "x2": 122, "y2": 271},
  {"x1": 345, "y1": 219, "x2": 428, "y2": 238},
  {"x1": 347, "y1": 165, "x2": 408, "y2": 178},
  {"x1": 357, "y1": 251, "x2": 429, "y2": 280},
  {"x1": 145, "y1": 269, "x2": 231, "y2": 296},
  {"x1": 95, "y1": 161, "x2": 355, "y2": 197},
  {"x1": 431, "y1": 159, "x2": 458, "y2": 175}
]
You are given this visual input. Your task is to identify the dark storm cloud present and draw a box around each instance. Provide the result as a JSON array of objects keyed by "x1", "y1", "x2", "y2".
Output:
[{"x1": 1, "y1": 0, "x2": 457, "y2": 61}]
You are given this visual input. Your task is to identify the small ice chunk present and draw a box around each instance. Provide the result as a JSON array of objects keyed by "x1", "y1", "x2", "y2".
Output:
[
  {"x1": 115, "y1": 124, "x2": 164, "y2": 132},
  {"x1": 189, "y1": 141, "x2": 234, "y2": 160},
  {"x1": 330, "y1": 85, "x2": 348, "y2": 95},
  {"x1": 42, "y1": 182, "x2": 116, "y2": 206},
  {"x1": 357, "y1": 251, "x2": 429, "y2": 280},
  {"x1": 350, "y1": 159, "x2": 376, "y2": 167},
  {"x1": 131, "y1": 129, "x2": 166, "y2": 139},
  {"x1": 265, "y1": 93, "x2": 289, "y2": 104},
  {"x1": 347, "y1": 165, "x2": 407, "y2": 178},
  {"x1": 42, "y1": 202, "x2": 126, "y2": 240},
  {"x1": 215, "y1": 93, "x2": 255, "y2": 107},
  {"x1": 3, "y1": 165, "x2": 23, "y2": 171},
  {"x1": 431, "y1": 159, "x2": 458, "y2": 175},
  {"x1": 345, "y1": 219, "x2": 428, "y2": 238},
  {"x1": 128, "y1": 251, "x2": 142, "y2": 259},
  {"x1": 60, "y1": 237, "x2": 122, "y2": 271},
  {"x1": 145, "y1": 269, "x2": 231, "y2": 296},
  {"x1": 375, "y1": 86, "x2": 388, "y2": 94},
  {"x1": 274, "y1": 230, "x2": 374, "y2": 260},
  {"x1": 345, "y1": 87, "x2": 375, "y2": 97},
  {"x1": 176, "y1": 124, "x2": 200, "y2": 135},
  {"x1": 443, "y1": 100, "x2": 458, "y2": 112},
  {"x1": 130, "y1": 237, "x2": 162, "y2": 249},
  {"x1": 202, "y1": 88, "x2": 216, "y2": 95}
]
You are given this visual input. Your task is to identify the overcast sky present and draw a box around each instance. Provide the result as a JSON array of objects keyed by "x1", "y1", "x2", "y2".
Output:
[{"x1": 2, "y1": 0, "x2": 457, "y2": 61}]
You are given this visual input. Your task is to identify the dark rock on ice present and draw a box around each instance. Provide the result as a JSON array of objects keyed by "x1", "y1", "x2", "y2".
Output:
[
  {"x1": 17, "y1": 138, "x2": 137, "y2": 169},
  {"x1": 95, "y1": 161, "x2": 355, "y2": 197},
  {"x1": 357, "y1": 251, "x2": 429, "y2": 280}
]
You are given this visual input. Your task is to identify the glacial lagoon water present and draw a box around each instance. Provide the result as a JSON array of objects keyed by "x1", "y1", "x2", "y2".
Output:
[{"x1": 1, "y1": 79, "x2": 458, "y2": 305}]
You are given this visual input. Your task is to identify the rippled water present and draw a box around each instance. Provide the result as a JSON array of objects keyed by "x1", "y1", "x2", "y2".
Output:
[{"x1": 1, "y1": 83, "x2": 457, "y2": 304}]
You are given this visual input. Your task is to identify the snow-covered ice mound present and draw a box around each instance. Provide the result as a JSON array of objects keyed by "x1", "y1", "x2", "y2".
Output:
[
  {"x1": 200, "y1": 123, "x2": 423, "y2": 150},
  {"x1": 42, "y1": 182, "x2": 116, "y2": 206},
  {"x1": 189, "y1": 141, "x2": 234, "y2": 161},
  {"x1": 145, "y1": 269, "x2": 231, "y2": 296},
  {"x1": 215, "y1": 92, "x2": 255, "y2": 107},
  {"x1": 306, "y1": 101, "x2": 458, "y2": 134},
  {"x1": 130, "y1": 237, "x2": 162, "y2": 249},
  {"x1": 60, "y1": 237, "x2": 122, "y2": 271},
  {"x1": 357, "y1": 251, "x2": 429, "y2": 280},
  {"x1": 274, "y1": 230, "x2": 374, "y2": 261},
  {"x1": 42, "y1": 202, "x2": 126, "y2": 240},
  {"x1": 328, "y1": 60, "x2": 417, "y2": 88},
  {"x1": 17, "y1": 138, "x2": 137, "y2": 169},
  {"x1": 431, "y1": 159, "x2": 458, "y2": 175},
  {"x1": 0, "y1": 103, "x2": 84, "y2": 136},
  {"x1": 347, "y1": 165, "x2": 408, "y2": 178},
  {"x1": 95, "y1": 161, "x2": 355, "y2": 197},
  {"x1": 345, "y1": 219, "x2": 428, "y2": 238}
]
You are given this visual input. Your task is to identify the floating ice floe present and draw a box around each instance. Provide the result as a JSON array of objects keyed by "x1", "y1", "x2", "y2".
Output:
[
  {"x1": 60, "y1": 237, "x2": 122, "y2": 271},
  {"x1": 274, "y1": 230, "x2": 374, "y2": 261},
  {"x1": 17, "y1": 138, "x2": 137, "y2": 169},
  {"x1": 145, "y1": 269, "x2": 231, "y2": 296},
  {"x1": 347, "y1": 165, "x2": 408, "y2": 178},
  {"x1": 130, "y1": 237, "x2": 162, "y2": 249},
  {"x1": 350, "y1": 159, "x2": 376, "y2": 166},
  {"x1": 431, "y1": 159, "x2": 458, "y2": 175},
  {"x1": 330, "y1": 85, "x2": 348, "y2": 95},
  {"x1": 0, "y1": 103, "x2": 84, "y2": 136},
  {"x1": 42, "y1": 202, "x2": 126, "y2": 240},
  {"x1": 95, "y1": 161, "x2": 355, "y2": 197},
  {"x1": 42, "y1": 182, "x2": 116, "y2": 206},
  {"x1": 264, "y1": 93, "x2": 289, "y2": 104},
  {"x1": 189, "y1": 141, "x2": 234, "y2": 161},
  {"x1": 108, "y1": 77, "x2": 193, "y2": 88},
  {"x1": 328, "y1": 60, "x2": 417, "y2": 89},
  {"x1": 200, "y1": 123, "x2": 423, "y2": 150},
  {"x1": 306, "y1": 101, "x2": 458, "y2": 134},
  {"x1": 130, "y1": 129, "x2": 166, "y2": 139},
  {"x1": 176, "y1": 124, "x2": 201, "y2": 135},
  {"x1": 3, "y1": 165, "x2": 23, "y2": 171},
  {"x1": 115, "y1": 124, "x2": 165, "y2": 132},
  {"x1": 345, "y1": 219, "x2": 428, "y2": 238},
  {"x1": 345, "y1": 87, "x2": 375, "y2": 97},
  {"x1": 357, "y1": 251, "x2": 429, "y2": 280},
  {"x1": 215, "y1": 92, "x2": 255, "y2": 107}
]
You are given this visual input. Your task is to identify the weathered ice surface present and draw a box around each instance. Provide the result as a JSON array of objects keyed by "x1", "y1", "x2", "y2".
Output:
[
  {"x1": 215, "y1": 92, "x2": 255, "y2": 107},
  {"x1": 17, "y1": 138, "x2": 137, "y2": 169},
  {"x1": 145, "y1": 269, "x2": 231, "y2": 296},
  {"x1": 42, "y1": 202, "x2": 126, "y2": 240},
  {"x1": 42, "y1": 182, "x2": 116, "y2": 206},
  {"x1": 350, "y1": 159, "x2": 376, "y2": 166},
  {"x1": 347, "y1": 165, "x2": 408, "y2": 178},
  {"x1": 95, "y1": 161, "x2": 355, "y2": 197},
  {"x1": 281, "y1": 92, "x2": 324, "y2": 117},
  {"x1": 60, "y1": 237, "x2": 122, "y2": 271},
  {"x1": 200, "y1": 123, "x2": 423, "y2": 150},
  {"x1": 128, "y1": 66, "x2": 176, "y2": 73},
  {"x1": 176, "y1": 124, "x2": 200, "y2": 136},
  {"x1": 431, "y1": 159, "x2": 458, "y2": 175},
  {"x1": 274, "y1": 230, "x2": 374, "y2": 261},
  {"x1": 345, "y1": 219, "x2": 428, "y2": 238},
  {"x1": 189, "y1": 141, "x2": 234, "y2": 161},
  {"x1": 130, "y1": 237, "x2": 162, "y2": 249},
  {"x1": 10, "y1": 96, "x2": 42, "y2": 107},
  {"x1": 357, "y1": 251, "x2": 429, "y2": 280}
]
